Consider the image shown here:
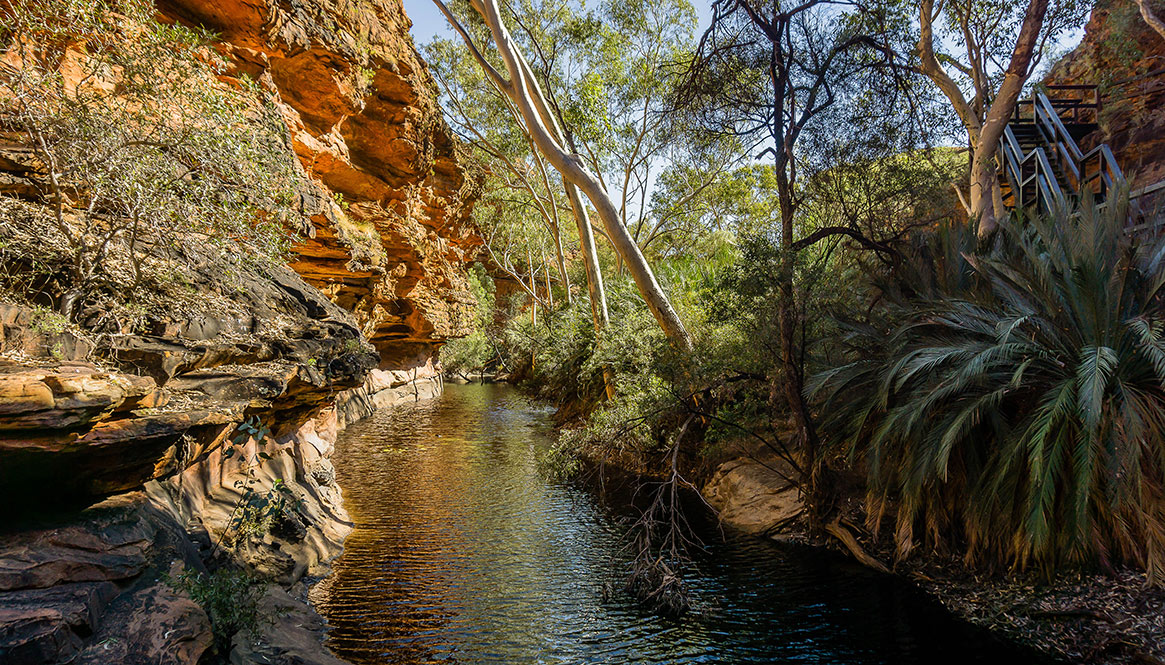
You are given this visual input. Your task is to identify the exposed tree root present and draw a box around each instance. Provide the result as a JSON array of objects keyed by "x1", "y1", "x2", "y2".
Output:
[{"x1": 825, "y1": 518, "x2": 890, "y2": 573}]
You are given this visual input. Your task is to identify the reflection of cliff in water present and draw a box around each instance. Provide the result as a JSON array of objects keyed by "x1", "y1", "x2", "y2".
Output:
[{"x1": 311, "y1": 383, "x2": 1055, "y2": 665}]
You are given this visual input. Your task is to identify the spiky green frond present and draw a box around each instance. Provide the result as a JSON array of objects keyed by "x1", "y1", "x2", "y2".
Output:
[{"x1": 813, "y1": 198, "x2": 1165, "y2": 583}]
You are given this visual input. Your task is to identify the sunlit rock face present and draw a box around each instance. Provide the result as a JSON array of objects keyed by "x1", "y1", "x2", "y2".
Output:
[
  {"x1": 0, "y1": 2, "x2": 479, "y2": 661},
  {"x1": 159, "y1": 0, "x2": 482, "y2": 364},
  {"x1": 1045, "y1": 0, "x2": 1165, "y2": 189}
]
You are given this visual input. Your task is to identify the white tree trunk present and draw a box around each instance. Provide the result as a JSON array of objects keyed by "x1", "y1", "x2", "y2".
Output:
[
  {"x1": 1137, "y1": 0, "x2": 1165, "y2": 39},
  {"x1": 564, "y1": 178, "x2": 610, "y2": 329},
  {"x1": 435, "y1": 0, "x2": 693, "y2": 351}
]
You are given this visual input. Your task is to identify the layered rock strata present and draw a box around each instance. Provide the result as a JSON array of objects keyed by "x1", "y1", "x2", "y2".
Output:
[
  {"x1": 0, "y1": 1, "x2": 480, "y2": 663},
  {"x1": 157, "y1": 0, "x2": 483, "y2": 364},
  {"x1": 1046, "y1": 0, "x2": 1165, "y2": 190}
]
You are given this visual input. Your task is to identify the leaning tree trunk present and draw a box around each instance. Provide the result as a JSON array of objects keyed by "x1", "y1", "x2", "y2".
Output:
[
  {"x1": 1136, "y1": 0, "x2": 1165, "y2": 40},
  {"x1": 565, "y1": 179, "x2": 610, "y2": 331},
  {"x1": 564, "y1": 178, "x2": 617, "y2": 399},
  {"x1": 511, "y1": 28, "x2": 616, "y2": 396},
  {"x1": 460, "y1": 0, "x2": 693, "y2": 352}
]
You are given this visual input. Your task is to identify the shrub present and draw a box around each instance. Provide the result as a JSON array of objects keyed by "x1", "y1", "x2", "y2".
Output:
[
  {"x1": 168, "y1": 568, "x2": 264, "y2": 655},
  {"x1": 442, "y1": 263, "x2": 498, "y2": 377},
  {"x1": 0, "y1": 0, "x2": 301, "y2": 316},
  {"x1": 812, "y1": 197, "x2": 1165, "y2": 582}
]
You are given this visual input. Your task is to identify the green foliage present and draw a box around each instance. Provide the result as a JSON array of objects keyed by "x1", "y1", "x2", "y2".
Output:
[
  {"x1": 168, "y1": 568, "x2": 264, "y2": 654},
  {"x1": 503, "y1": 294, "x2": 604, "y2": 405},
  {"x1": 230, "y1": 478, "x2": 303, "y2": 542},
  {"x1": 223, "y1": 416, "x2": 271, "y2": 460},
  {"x1": 0, "y1": 0, "x2": 301, "y2": 314},
  {"x1": 29, "y1": 305, "x2": 69, "y2": 335},
  {"x1": 811, "y1": 198, "x2": 1165, "y2": 581},
  {"x1": 646, "y1": 165, "x2": 779, "y2": 259},
  {"x1": 537, "y1": 434, "x2": 584, "y2": 481},
  {"x1": 442, "y1": 263, "x2": 498, "y2": 377},
  {"x1": 515, "y1": 270, "x2": 737, "y2": 468}
]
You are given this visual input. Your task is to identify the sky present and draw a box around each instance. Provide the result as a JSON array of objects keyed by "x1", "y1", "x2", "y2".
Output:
[
  {"x1": 401, "y1": 2, "x2": 1084, "y2": 82},
  {"x1": 401, "y1": 0, "x2": 715, "y2": 46}
]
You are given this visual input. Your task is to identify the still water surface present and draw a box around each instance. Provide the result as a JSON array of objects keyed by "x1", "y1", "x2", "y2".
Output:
[{"x1": 310, "y1": 383, "x2": 1047, "y2": 664}]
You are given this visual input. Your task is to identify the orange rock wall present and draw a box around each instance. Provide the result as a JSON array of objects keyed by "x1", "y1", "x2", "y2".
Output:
[
  {"x1": 1046, "y1": 0, "x2": 1165, "y2": 189},
  {"x1": 158, "y1": 0, "x2": 482, "y2": 363}
]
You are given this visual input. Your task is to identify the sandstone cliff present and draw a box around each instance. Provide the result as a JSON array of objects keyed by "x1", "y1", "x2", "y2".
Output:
[
  {"x1": 1046, "y1": 0, "x2": 1165, "y2": 189},
  {"x1": 157, "y1": 0, "x2": 482, "y2": 364},
  {"x1": 0, "y1": 1, "x2": 480, "y2": 663}
]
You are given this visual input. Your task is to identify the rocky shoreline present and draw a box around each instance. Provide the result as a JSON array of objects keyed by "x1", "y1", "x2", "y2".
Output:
[
  {"x1": 0, "y1": 0, "x2": 483, "y2": 661},
  {"x1": 703, "y1": 446, "x2": 1165, "y2": 665}
]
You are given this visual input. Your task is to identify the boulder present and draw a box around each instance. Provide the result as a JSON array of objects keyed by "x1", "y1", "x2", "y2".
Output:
[
  {"x1": 0, "y1": 583, "x2": 119, "y2": 665},
  {"x1": 0, "y1": 513, "x2": 154, "y2": 592},
  {"x1": 230, "y1": 585, "x2": 350, "y2": 665},
  {"x1": 0, "y1": 365, "x2": 158, "y2": 431},
  {"x1": 75, "y1": 583, "x2": 212, "y2": 665},
  {"x1": 703, "y1": 459, "x2": 803, "y2": 536}
]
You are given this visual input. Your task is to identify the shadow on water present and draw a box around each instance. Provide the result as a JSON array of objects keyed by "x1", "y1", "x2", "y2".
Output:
[{"x1": 310, "y1": 383, "x2": 1056, "y2": 665}]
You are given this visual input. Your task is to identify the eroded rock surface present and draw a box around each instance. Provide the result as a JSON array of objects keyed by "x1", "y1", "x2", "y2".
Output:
[
  {"x1": 159, "y1": 0, "x2": 482, "y2": 363},
  {"x1": 1046, "y1": 0, "x2": 1165, "y2": 189}
]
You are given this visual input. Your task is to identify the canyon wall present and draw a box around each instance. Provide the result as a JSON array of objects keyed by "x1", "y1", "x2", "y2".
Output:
[
  {"x1": 0, "y1": 1, "x2": 479, "y2": 663},
  {"x1": 1046, "y1": 0, "x2": 1165, "y2": 189},
  {"x1": 158, "y1": 0, "x2": 482, "y2": 367}
]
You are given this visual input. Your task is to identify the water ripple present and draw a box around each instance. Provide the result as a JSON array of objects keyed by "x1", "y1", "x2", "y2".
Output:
[{"x1": 310, "y1": 384, "x2": 1047, "y2": 665}]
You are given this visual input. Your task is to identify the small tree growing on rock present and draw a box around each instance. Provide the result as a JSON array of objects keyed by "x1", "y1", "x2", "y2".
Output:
[{"x1": 0, "y1": 0, "x2": 301, "y2": 318}]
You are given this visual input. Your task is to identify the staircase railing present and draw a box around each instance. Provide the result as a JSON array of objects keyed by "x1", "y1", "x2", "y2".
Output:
[
  {"x1": 1001, "y1": 125, "x2": 1065, "y2": 212},
  {"x1": 1032, "y1": 91, "x2": 1124, "y2": 200},
  {"x1": 1000, "y1": 86, "x2": 1126, "y2": 215},
  {"x1": 1013, "y1": 84, "x2": 1101, "y2": 124}
]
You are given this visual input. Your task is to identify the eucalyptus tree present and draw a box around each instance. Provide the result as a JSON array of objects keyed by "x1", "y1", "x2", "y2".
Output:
[
  {"x1": 914, "y1": 0, "x2": 1089, "y2": 236},
  {"x1": 474, "y1": 182, "x2": 562, "y2": 308},
  {"x1": 675, "y1": 0, "x2": 932, "y2": 524},
  {"x1": 426, "y1": 36, "x2": 575, "y2": 305},
  {"x1": 429, "y1": 0, "x2": 613, "y2": 340},
  {"x1": 430, "y1": 0, "x2": 694, "y2": 351},
  {"x1": 504, "y1": 0, "x2": 738, "y2": 269}
]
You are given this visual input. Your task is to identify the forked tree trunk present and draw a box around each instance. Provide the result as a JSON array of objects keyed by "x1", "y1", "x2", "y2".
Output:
[{"x1": 918, "y1": 0, "x2": 1050, "y2": 237}]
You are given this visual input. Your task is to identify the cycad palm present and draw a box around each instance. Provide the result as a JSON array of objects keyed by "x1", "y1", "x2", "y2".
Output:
[{"x1": 812, "y1": 197, "x2": 1165, "y2": 582}]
